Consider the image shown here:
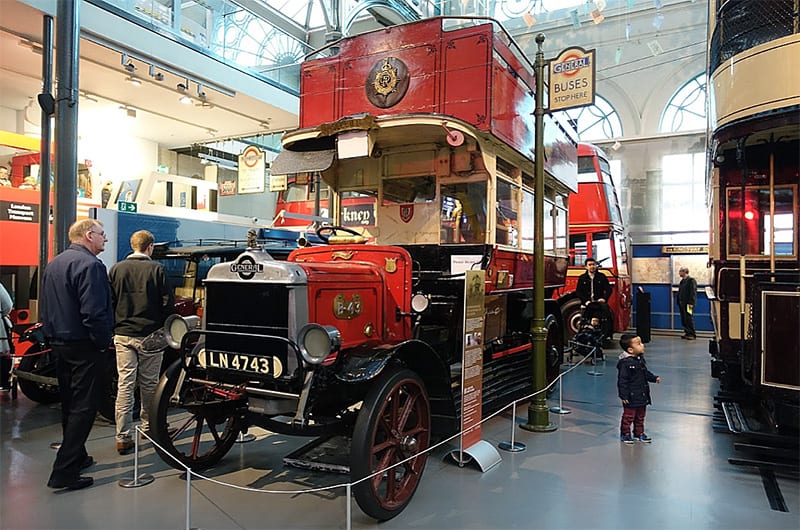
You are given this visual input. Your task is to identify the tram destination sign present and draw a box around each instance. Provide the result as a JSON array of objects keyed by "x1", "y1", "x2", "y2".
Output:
[{"x1": 548, "y1": 47, "x2": 596, "y2": 112}]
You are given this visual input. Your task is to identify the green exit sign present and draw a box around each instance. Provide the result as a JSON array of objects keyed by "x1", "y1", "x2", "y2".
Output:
[{"x1": 118, "y1": 201, "x2": 137, "y2": 213}]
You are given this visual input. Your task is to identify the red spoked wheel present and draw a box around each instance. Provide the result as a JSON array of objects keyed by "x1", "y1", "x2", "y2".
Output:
[
  {"x1": 351, "y1": 367, "x2": 431, "y2": 521},
  {"x1": 150, "y1": 360, "x2": 244, "y2": 470}
]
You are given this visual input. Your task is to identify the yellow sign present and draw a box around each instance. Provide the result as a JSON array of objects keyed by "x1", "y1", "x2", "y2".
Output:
[
  {"x1": 661, "y1": 245, "x2": 708, "y2": 254},
  {"x1": 548, "y1": 47, "x2": 596, "y2": 111}
]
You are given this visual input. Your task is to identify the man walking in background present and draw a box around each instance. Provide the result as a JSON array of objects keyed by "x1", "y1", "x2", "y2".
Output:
[
  {"x1": 678, "y1": 266, "x2": 697, "y2": 340},
  {"x1": 110, "y1": 230, "x2": 174, "y2": 455}
]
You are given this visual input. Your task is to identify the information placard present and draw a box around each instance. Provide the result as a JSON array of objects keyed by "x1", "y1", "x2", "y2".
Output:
[{"x1": 460, "y1": 270, "x2": 486, "y2": 451}]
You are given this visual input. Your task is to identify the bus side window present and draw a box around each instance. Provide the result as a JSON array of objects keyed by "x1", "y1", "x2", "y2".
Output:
[{"x1": 570, "y1": 234, "x2": 587, "y2": 266}]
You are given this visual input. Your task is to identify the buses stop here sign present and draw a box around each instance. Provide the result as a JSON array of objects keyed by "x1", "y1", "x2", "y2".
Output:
[{"x1": 548, "y1": 46, "x2": 596, "y2": 112}]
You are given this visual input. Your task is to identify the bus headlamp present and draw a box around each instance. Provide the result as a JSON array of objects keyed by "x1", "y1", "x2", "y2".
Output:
[
  {"x1": 297, "y1": 324, "x2": 341, "y2": 365},
  {"x1": 164, "y1": 314, "x2": 201, "y2": 350}
]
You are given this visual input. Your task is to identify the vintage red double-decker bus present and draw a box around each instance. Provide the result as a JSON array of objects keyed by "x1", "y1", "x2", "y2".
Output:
[
  {"x1": 553, "y1": 142, "x2": 632, "y2": 340},
  {"x1": 150, "y1": 17, "x2": 578, "y2": 520}
]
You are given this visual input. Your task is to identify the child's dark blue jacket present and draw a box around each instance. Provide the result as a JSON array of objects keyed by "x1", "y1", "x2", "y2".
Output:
[{"x1": 617, "y1": 352, "x2": 658, "y2": 408}]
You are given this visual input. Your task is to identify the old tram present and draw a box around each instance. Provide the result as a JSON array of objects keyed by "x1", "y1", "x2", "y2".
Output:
[{"x1": 150, "y1": 17, "x2": 578, "y2": 520}]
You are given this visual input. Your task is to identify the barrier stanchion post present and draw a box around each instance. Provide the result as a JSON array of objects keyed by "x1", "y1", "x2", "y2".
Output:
[
  {"x1": 549, "y1": 373, "x2": 571, "y2": 414},
  {"x1": 346, "y1": 482, "x2": 352, "y2": 530},
  {"x1": 119, "y1": 426, "x2": 154, "y2": 488},
  {"x1": 587, "y1": 346, "x2": 603, "y2": 377},
  {"x1": 236, "y1": 430, "x2": 256, "y2": 443},
  {"x1": 185, "y1": 468, "x2": 192, "y2": 530},
  {"x1": 498, "y1": 401, "x2": 526, "y2": 452}
]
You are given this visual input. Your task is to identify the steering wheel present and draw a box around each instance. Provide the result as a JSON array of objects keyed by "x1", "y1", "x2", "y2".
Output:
[{"x1": 315, "y1": 225, "x2": 362, "y2": 244}]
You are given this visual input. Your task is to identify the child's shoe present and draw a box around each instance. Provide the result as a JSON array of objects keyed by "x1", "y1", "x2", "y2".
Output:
[
  {"x1": 636, "y1": 434, "x2": 652, "y2": 443},
  {"x1": 620, "y1": 434, "x2": 635, "y2": 444}
]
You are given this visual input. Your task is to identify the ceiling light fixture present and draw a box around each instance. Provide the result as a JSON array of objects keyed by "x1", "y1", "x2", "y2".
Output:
[
  {"x1": 118, "y1": 105, "x2": 137, "y2": 118},
  {"x1": 125, "y1": 76, "x2": 142, "y2": 87},
  {"x1": 148, "y1": 65, "x2": 164, "y2": 81},
  {"x1": 197, "y1": 83, "x2": 207, "y2": 99},
  {"x1": 121, "y1": 53, "x2": 136, "y2": 72},
  {"x1": 177, "y1": 81, "x2": 192, "y2": 104}
]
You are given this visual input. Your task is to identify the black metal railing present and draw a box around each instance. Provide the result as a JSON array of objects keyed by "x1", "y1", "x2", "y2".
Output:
[{"x1": 709, "y1": 0, "x2": 798, "y2": 73}]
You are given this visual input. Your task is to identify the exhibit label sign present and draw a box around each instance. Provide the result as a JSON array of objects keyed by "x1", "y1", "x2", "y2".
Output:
[{"x1": 460, "y1": 270, "x2": 486, "y2": 451}]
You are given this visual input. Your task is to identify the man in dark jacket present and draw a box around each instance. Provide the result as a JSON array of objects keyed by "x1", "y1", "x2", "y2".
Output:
[
  {"x1": 575, "y1": 257, "x2": 614, "y2": 340},
  {"x1": 110, "y1": 230, "x2": 174, "y2": 454},
  {"x1": 41, "y1": 219, "x2": 114, "y2": 490},
  {"x1": 617, "y1": 333, "x2": 661, "y2": 444},
  {"x1": 677, "y1": 266, "x2": 697, "y2": 339}
]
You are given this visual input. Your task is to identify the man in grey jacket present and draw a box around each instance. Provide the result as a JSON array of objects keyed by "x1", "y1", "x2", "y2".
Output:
[{"x1": 110, "y1": 230, "x2": 174, "y2": 454}]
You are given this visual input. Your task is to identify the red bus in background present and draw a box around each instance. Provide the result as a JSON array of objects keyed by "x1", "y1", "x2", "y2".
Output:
[
  {"x1": 554, "y1": 142, "x2": 632, "y2": 340},
  {"x1": 272, "y1": 174, "x2": 376, "y2": 236}
]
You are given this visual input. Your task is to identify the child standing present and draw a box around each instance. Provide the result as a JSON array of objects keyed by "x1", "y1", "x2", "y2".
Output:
[{"x1": 617, "y1": 333, "x2": 661, "y2": 444}]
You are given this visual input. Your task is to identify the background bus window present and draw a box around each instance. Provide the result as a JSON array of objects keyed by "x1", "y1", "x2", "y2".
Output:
[
  {"x1": 614, "y1": 231, "x2": 629, "y2": 274},
  {"x1": 592, "y1": 232, "x2": 613, "y2": 266},
  {"x1": 570, "y1": 234, "x2": 588, "y2": 266}
]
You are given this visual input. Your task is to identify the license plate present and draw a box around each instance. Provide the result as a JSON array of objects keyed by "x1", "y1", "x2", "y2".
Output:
[{"x1": 201, "y1": 350, "x2": 284, "y2": 377}]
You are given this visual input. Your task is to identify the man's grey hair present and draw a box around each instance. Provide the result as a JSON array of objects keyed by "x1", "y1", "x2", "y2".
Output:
[{"x1": 679, "y1": 267, "x2": 689, "y2": 274}]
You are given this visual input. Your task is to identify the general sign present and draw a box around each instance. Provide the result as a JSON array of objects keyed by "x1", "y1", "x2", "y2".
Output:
[
  {"x1": 238, "y1": 146, "x2": 265, "y2": 194},
  {"x1": 548, "y1": 46, "x2": 596, "y2": 111}
]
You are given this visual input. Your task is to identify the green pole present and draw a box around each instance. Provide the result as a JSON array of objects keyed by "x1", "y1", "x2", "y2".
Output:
[{"x1": 521, "y1": 33, "x2": 556, "y2": 433}]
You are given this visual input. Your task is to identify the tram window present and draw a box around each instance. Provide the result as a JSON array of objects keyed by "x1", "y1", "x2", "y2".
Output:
[
  {"x1": 555, "y1": 205, "x2": 568, "y2": 255},
  {"x1": 727, "y1": 186, "x2": 795, "y2": 256},
  {"x1": 382, "y1": 175, "x2": 436, "y2": 205},
  {"x1": 521, "y1": 189, "x2": 534, "y2": 251},
  {"x1": 767, "y1": 213, "x2": 795, "y2": 255},
  {"x1": 440, "y1": 181, "x2": 487, "y2": 244},
  {"x1": 543, "y1": 200, "x2": 555, "y2": 251},
  {"x1": 496, "y1": 179, "x2": 519, "y2": 247}
]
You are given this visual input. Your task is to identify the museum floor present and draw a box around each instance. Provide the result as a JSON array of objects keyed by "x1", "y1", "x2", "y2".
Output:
[{"x1": 1, "y1": 332, "x2": 797, "y2": 530}]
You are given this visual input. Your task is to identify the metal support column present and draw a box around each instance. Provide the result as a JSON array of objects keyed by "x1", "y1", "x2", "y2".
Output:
[
  {"x1": 38, "y1": 15, "x2": 54, "y2": 290},
  {"x1": 54, "y1": 1, "x2": 80, "y2": 253}
]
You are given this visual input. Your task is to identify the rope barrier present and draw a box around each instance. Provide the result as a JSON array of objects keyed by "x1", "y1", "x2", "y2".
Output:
[{"x1": 122, "y1": 341, "x2": 605, "y2": 529}]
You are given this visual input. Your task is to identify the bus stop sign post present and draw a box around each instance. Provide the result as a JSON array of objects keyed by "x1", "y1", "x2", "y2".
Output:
[{"x1": 521, "y1": 34, "x2": 556, "y2": 434}]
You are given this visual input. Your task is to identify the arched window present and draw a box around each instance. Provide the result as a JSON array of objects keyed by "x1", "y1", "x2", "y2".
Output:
[
  {"x1": 659, "y1": 73, "x2": 706, "y2": 133},
  {"x1": 212, "y1": 9, "x2": 306, "y2": 89},
  {"x1": 564, "y1": 94, "x2": 623, "y2": 141}
]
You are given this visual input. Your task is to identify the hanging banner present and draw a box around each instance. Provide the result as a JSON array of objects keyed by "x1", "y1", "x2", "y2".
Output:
[
  {"x1": 238, "y1": 146, "x2": 265, "y2": 194},
  {"x1": 548, "y1": 46, "x2": 596, "y2": 111}
]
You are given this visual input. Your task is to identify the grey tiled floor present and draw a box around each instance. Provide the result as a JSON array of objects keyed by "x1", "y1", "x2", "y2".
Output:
[{"x1": 1, "y1": 333, "x2": 797, "y2": 529}]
